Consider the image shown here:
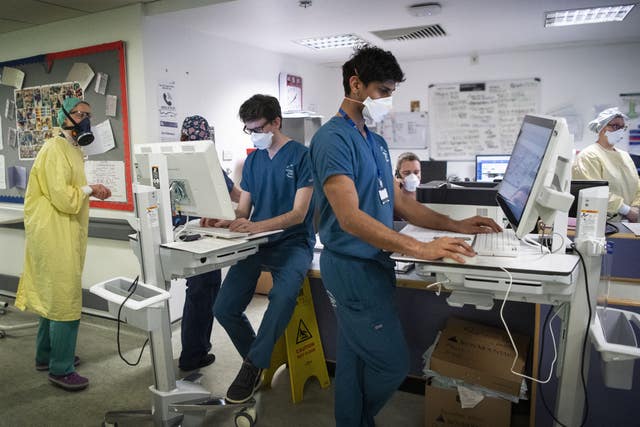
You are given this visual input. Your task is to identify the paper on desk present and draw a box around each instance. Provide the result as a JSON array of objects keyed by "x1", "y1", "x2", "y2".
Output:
[
  {"x1": 1, "y1": 67, "x2": 25, "y2": 89},
  {"x1": 66, "y1": 63, "x2": 95, "y2": 92},
  {"x1": 162, "y1": 236, "x2": 249, "y2": 254},
  {"x1": 399, "y1": 224, "x2": 474, "y2": 243},
  {"x1": 82, "y1": 119, "x2": 115, "y2": 156}
]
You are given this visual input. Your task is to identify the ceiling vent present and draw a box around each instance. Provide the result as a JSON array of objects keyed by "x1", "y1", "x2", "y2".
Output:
[{"x1": 371, "y1": 24, "x2": 446, "y2": 41}]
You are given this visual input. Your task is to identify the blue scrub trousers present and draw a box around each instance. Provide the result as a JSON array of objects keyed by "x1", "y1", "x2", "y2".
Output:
[
  {"x1": 320, "y1": 249, "x2": 409, "y2": 427},
  {"x1": 179, "y1": 270, "x2": 221, "y2": 368},
  {"x1": 213, "y1": 237, "x2": 312, "y2": 368},
  {"x1": 35, "y1": 317, "x2": 80, "y2": 376}
]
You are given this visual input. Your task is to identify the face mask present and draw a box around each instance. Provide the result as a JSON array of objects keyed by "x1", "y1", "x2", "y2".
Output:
[
  {"x1": 62, "y1": 107, "x2": 94, "y2": 146},
  {"x1": 251, "y1": 132, "x2": 273, "y2": 150},
  {"x1": 362, "y1": 96, "x2": 393, "y2": 124},
  {"x1": 605, "y1": 129, "x2": 625, "y2": 146},
  {"x1": 403, "y1": 173, "x2": 420, "y2": 192}
]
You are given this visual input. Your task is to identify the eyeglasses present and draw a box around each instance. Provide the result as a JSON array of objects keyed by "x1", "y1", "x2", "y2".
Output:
[
  {"x1": 70, "y1": 110, "x2": 91, "y2": 120},
  {"x1": 243, "y1": 120, "x2": 271, "y2": 135},
  {"x1": 607, "y1": 123, "x2": 627, "y2": 131}
]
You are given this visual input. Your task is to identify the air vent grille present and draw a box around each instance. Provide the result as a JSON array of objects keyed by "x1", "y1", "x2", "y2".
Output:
[{"x1": 371, "y1": 24, "x2": 447, "y2": 41}]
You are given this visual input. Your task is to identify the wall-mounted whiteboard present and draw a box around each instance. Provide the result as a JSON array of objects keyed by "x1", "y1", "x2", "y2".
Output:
[{"x1": 428, "y1": 78, "x2": 540, "y2": 160}]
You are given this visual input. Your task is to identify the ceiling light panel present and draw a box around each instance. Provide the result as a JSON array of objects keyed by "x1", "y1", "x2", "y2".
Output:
[
  {"x1": 294, "y1": 34, "x2": 368, "y2": 50},
  {"x1": 545, "y1": 4, "x2": 635, "y2": 27}
]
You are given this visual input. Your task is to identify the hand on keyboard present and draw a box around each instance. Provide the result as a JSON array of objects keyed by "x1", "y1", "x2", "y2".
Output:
[
  {"x1": 454, "y1": 215, "x2": 503, "y2": 234},
  {"x1": 201, "y1": 218, "x2": 233, "y2": 228},
  {"x1": 413, "y1": 236, "x2": 476, "y2": 264},
  {"x1": 229, "y1": 218, "x2": 264, "y2": 235}
]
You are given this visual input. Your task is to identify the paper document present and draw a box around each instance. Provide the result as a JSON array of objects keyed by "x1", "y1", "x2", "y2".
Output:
[
  {"x1": 105, "y1": 95, "x2": 117, "y2": 117},
  {"x1": 1, "y1": 67, "x2": 24, "y2": 89},
  {"x1": 66, "y1": 63, "x2": 95, "y2": 92},
  {"x1": 0, "y1": 116, "x2": 3, "y2": 150},
  {"x1": 623, "y1": 222, "x2": 640, "y2": 237},
  {"x1": 94, "y1": 72, "x2": 109, "y2": 95},
  {"x1": 399, "y1": 224, "x2": 474, "y2": 243},
  {"x1": 7, "y1": 165, "x2": 28, "y2": 189},
  {"x1": 84, "y1": 160, "x2": 127, "y2": 202},
  {"x1": 162, "y1": 236, "x2": 249, "y2": 254},
  {"x1": 5, "y1": 99, "x2": 15, "y2": 119},
  {"x1": 82, "y1": 119, "x2": 115, "y2": 156}
]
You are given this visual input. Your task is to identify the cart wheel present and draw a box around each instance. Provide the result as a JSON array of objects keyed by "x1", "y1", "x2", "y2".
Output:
[
  {"x1": 234, "y1": 410, "x2": 256, "y2": 427},
  {"x1": 101, "y1": 422, "x2": 118, "y2": 427},
  {"x1": 0, "y1": 308, "x2": 6, "y2": 315},
  {"x1": 0, "y1": 331, "x2": 6, "y2": 339}
]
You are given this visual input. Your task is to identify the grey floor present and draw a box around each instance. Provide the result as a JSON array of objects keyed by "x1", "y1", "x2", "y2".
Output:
[{"x1": 0, "y1": 295, "x2": 424, "y2": 427}]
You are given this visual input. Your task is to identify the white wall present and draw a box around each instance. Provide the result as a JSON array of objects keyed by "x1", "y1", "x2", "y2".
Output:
[
  {"x1": 142, "y1": 16, "x2": 340, "y2": 181},
  {"x1": 392, "y1": 41, "x2": 640, "y2": 180},
  {"x1": 0, "y1": 4, "x2": 147, "y2": 287}
]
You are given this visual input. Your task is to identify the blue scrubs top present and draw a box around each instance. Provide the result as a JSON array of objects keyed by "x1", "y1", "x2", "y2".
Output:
[
  {"x1": 310, "y1": 115, "x2": 394, "y2": 260},
  {"x1": 241, "y1": 140, "x2": 315, "y2": 245}
]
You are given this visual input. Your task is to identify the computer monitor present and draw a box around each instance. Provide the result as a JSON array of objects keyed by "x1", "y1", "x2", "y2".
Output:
[
  {"x1": 420, "y1": 160, "x2": 447, "y2": 183},
  {"x1": 569, "y1": 180, "x2": 608, "y2": 218},
  {"x1": 475, "y1": 154, "x2": 511, "y2": 182},
  {"x1": 134, "y1": 140, "x2": 235, "y2": 220},
  {"x1": 496, "y1": 115, "x2": 574, "y2": 240}
]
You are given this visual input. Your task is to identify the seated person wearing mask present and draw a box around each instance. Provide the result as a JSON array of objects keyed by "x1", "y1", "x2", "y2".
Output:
[
  {"x1": 573, "y1": 107, "x2": 640, "y2": 222},
  {"x1": 395, "y1": 152, "x2": 421, "y2": 199},
  {"x1": 177, "y1": 115, "x2": 241, "y2": 371},
  {"x1": 212, "y1": 94, "x2": 315, "y2": 404}
]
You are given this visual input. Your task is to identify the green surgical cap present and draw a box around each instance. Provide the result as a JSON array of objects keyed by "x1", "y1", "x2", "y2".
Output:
[{"x1": 57, "y1": 97, "x2": 82, "y2": 127}]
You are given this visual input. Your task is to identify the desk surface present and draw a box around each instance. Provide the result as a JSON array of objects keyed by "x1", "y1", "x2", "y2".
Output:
[{"x1": 0, "y1": 208, "x2": 23, "y2": 225}]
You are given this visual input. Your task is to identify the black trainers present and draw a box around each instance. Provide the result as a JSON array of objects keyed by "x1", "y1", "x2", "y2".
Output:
[
  {"x1": 179, "y1": 353, "x2": 216, "y2": 371},
  {"x1": 225, "y1": 359, "x2": 263, "y2": 403}
]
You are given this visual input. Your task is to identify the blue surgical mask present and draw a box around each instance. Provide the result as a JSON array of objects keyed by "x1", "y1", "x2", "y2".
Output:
[{"x1": 251, "y1": 132, "x2": 273, "y2": 150}]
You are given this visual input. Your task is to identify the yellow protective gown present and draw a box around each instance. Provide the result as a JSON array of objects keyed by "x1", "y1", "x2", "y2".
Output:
[
  {"x1": 572, "y1": 143, "x2": 640, "y2": 216},
  {"x1": 15, "y1": 135, "x2": 90, "y2": 321}
]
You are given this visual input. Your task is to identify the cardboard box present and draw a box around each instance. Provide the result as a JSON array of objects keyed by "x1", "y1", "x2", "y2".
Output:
[
  {"x1": 424, "y1": 384, "x2": 511, "y2": 427},
  {"x1": 430, "y1": 317, "x2": 529, "y2": 397},
  {"x1": 255, "y1": 271, "x2": 273, "y2": 295}
]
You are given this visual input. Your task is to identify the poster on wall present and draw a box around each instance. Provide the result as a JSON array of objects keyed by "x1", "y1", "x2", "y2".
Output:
[
  {"x1": 14, "y1": 81, "x2": 83, "y2": 160},
  {"x1": 158, "y1": 80, "x2": 179, "y2": 141},
  {"x1": 279, "y1": 73, "x2": 303, "y2": 113}
]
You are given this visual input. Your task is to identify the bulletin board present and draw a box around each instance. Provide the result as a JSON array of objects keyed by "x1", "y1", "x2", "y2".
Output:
[
  {"x1": 428, "y1": 78, "x2": 541, "y2": 160},
  {"x1": 0, "y1": 41, "x2": 133, "y2": 211}
]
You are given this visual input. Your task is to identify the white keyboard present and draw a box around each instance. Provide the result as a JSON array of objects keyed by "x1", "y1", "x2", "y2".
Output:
[
  {"x1": 473, "y1": 229, "x2": 520, "y2": 257},
  {"x1": 185, "y1": 225, "x2": 250, "y2": 239}
]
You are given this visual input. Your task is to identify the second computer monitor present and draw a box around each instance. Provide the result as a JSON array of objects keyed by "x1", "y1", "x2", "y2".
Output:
[
  {"x1": 420, "y1": 160, "x2": 447, "y2": 183},
  {"x1": 475, "y1": 154, "x2": 511, "y2": 182}
]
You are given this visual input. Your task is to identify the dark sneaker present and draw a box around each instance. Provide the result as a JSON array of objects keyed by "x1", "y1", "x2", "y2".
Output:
[
  {"x1": 225, "y1": 359, "x2": 263, "y2": 403},
  {"x1": 36, "y1": 356, "x2": 81, "y2": 371},
  {"x1": 179, "y1": 353, "x2": 216, "y2": 371},
  {"x1": 48, "y1": 372, "x2": 89, "y2": 391}
]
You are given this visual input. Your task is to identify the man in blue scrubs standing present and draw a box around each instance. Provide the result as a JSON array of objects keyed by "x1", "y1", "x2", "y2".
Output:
[
  {"x1": 213, "y1": 94, "x2": 315, "y2": 403},
  {"x1": 309, "y1": 46, "x2": 502, "y2": 426}
]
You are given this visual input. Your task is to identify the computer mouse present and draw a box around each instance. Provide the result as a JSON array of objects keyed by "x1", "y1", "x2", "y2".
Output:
[{"x1": 179, "y1": 233, "x2": 201, "y2": 242}]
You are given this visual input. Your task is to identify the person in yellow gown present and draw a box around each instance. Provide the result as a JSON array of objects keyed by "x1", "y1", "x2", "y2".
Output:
[
  {"x1": 573, "y1": 107, "x2": 640, "y2": 222},
  {"x1": 15, "y1": 97, "x2": 111, "y2": 391}
]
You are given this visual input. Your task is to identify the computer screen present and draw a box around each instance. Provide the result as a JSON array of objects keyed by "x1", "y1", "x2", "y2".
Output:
[
  {"x1": 496, "y1": 115, "x2": 573, "y2": 239},
  {"x1": 475, "y1": 155, "x2": 511, "y2": 182},
  {"x1": 134, "y1": 140, "x2": 235, "y2": 220},
  {"x1": 420, "y1": 160, "x2": 447, "y2": 183}
]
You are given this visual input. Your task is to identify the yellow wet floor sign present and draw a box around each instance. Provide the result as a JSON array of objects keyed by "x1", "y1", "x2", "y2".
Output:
[{"x1": 263, "y1": 276, "x2": 331, "y2": 403}]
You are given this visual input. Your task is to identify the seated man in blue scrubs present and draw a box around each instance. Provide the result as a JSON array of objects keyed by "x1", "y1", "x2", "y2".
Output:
[
  {"x1": 213, "y1": 94, "x2": 315, "y2": 403},
  {"x1": 177, "y1": 115, "x2": 241, "y2": 371},
  {"x1": 309, "y1": 45, "x2": 501, "y2": 427}
]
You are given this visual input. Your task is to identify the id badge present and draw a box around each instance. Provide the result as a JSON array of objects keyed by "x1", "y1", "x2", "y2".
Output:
[{"x1": 378, "y1": 179, "x2": 390, "y2": 204}]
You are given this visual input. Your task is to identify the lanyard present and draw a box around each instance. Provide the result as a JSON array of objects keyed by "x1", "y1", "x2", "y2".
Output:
[{"x1": 338, "y1": 109, "x2": 390, "y2": 204}]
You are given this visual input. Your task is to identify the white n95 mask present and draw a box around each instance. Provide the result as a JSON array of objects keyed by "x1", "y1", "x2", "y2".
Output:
[
  {"x1": 605, "y1": 129, "x2": 625, "y2": 146},
  {"x1": 251, "y1": 132, "x2": 273, "y2": 150},
  {"x1": 362, "y1": 96, "x2": 393, "y2": 124},
  {"x1": 403, "y1": 173, "x2": 420, "y2": 192}
]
